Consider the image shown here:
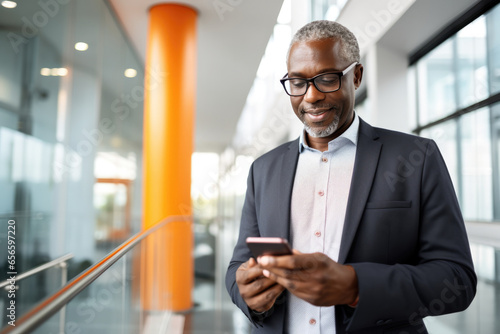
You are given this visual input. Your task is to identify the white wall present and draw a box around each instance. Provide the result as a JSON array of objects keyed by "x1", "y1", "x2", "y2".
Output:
[
  {"x1": 365, "y1": 43, "x2": 412, "y2": 132},
  {"x1": 51, "y1": 68, "x2": 101, "y2": 262}
]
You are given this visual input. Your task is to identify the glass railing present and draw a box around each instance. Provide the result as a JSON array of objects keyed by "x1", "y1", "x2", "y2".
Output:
[
  {"x1": 0, "y1": 254, "x2": 73, "y2": 330},
  {"x1": 0, "y1": 215, "x2": 191, "y2": 334},
  {"x1": 28, "y1": 243, "x2": 142, "y2": 334}
]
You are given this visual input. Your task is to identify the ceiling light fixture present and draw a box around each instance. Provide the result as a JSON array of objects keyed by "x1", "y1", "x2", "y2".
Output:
[
  {"x1": 124, "y1": 68, "x2": 137, "y2": 78},
  {"x1": 1, "y1": 1, "x2": 17, "y2": 9},
  {"x1": 57, "y1": 68, "x2": 68, "y2": 76},
  {"x1": 40, "y1": 68, "x2": 51, "y2": 76},
  {"x1": 40, "y1": 67, "x2": 68, "y2": 77},
  {"x1": 74, "y1": 42, "x2": 89, "y2": 51}
]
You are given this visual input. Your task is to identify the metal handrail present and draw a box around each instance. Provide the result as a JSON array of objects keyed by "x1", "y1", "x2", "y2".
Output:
[
  {"x1": 0, "y1": 253, "x2": 73, "y2": 289},
  {"x1": 0, "y1": 215, "x2": 192, "y2": 334}
]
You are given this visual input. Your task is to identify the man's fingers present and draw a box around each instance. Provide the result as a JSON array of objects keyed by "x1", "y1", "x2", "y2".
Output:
[
  {"x1": 258, "y1": 255, "x2": 294, "y2": 269},
  {"x1": 245, "y1": 276, "x2": 279, "y2": 297},
  {"x1": 263, "y1": 269, "x2": 317, "y2": 302},
  {"x1": 259, "y1": 253, "x2": 327, "y2": 270},
  {"x1": 263, "y1": 269, "x2": 302, "y2": 292},
  {"x1": 240, "y1": 276, "x2": 283, "y2": 309},
  {"x1": 236, "y1": 259, "x2": 265, "y2": 284},
  {"x1": 263, "y1": 266, "x2": 309, "y2": 281},
  {"x1": 239, "y1": 257, "x2": 258, "y2": 271},
  {"x1": 248, "y1": 257, "x2": 257, "y2": 267},
  {"x1": 247, "y1": 283, "x2": 285, "y2": 313}
]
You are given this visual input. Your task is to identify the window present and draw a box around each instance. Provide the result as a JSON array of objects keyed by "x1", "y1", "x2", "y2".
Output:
[{"x1": 413, "y1": 4, "x2": 500, "y2": 221}]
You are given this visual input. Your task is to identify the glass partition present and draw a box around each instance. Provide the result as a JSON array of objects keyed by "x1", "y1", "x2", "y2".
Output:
[
  {"x1": 459, "y1": 108, "x2": 493, "y2": 221},
  {"x1": 0, "y1": 219, "x2": 252, "y2": 334},
  {"x1": 424, "y1": 243, "x2": 500, "y2": 333},
  {"x1": 413, "y1": 3, "x2": 500, "y2": 222},
  {"x1": 30, "y1": 235, "x2": 143, "y2": 334},
  {"x1": 0, "y1": 0, "x2": 144, "y2": 323}
]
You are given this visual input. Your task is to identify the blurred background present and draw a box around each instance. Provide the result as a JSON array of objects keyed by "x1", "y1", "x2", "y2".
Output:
[{"x1": 0, "y1": 0, "x2": 499, "y2": 332}]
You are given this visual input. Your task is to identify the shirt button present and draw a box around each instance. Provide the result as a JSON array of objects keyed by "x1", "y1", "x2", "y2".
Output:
[
  {"x1": 309, "y1": 318, "x2": 317, "y2": 325},
  {"x1": 314, "y1": 231, "x2": 321, "y2": 237},
  {"x1": 322, "y1": 157, "x2": 328, "y2": 162},
  {"x1": 318, "y1": 190, "x2": 324, "y2": 196}
]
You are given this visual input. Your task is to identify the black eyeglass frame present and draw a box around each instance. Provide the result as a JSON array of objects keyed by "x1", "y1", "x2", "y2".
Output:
[{"x1": 279, "y1": 62, "x2": 358, "y2": 97}]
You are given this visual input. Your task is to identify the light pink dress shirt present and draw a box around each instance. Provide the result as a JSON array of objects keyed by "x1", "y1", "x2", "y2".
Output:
[{"x1": 287, "y1": 114, "x2": 359, "y2": 334}]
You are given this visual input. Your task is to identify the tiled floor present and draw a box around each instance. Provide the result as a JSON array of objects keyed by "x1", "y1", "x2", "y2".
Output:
[{"x1": 185, "y1": 277, "x2": 251, "y2": 334}]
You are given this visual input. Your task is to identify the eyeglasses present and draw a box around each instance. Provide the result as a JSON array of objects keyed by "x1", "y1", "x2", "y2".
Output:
[{"x1": 280, "y1": 62, "x2": 358, "y2": 97}]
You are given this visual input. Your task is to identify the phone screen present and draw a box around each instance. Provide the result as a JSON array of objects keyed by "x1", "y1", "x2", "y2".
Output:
[{"x1": 246, "y1": 237, "x2": 292, "y2": 258}]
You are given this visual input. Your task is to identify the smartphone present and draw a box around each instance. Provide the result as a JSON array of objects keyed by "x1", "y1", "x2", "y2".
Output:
[{"x1": 246, "y1": 237, "x2": 292, "y2": 258}]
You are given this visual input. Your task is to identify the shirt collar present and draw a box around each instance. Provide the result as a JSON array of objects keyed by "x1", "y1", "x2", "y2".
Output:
[{"x1": 299, "y1": 112, "x2": 359, "y2": 153}]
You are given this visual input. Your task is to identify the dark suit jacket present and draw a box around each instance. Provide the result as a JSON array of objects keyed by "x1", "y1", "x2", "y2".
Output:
[{"x1": 226, "y1": 118, "x2": 476, "y2": 333}]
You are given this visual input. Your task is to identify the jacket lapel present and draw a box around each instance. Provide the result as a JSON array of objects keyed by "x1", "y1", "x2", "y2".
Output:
[
  {"x1": 279, "y1": 139, "x2": 300, "y2": 241},
  {"x1": 338, "y1": 119, "x2": 382, "y2": 264}
]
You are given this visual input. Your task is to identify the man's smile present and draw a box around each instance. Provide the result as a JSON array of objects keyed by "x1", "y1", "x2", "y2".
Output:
[{"x1": 302, "y1": 107, "x2": 334, "y2": 122}]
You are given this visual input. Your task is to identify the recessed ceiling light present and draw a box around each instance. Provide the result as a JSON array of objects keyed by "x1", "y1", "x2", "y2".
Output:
[
  {"x1": 74, "y1": 42, "x2": 88, "y2": 51},
  {"x1": 57, "y1": 68, "x2": 68, "y2": 76},
  {"x1": 40, "y1": 68, "x2": 51, "y2": 76},
  {"x1": 41, "y1": 68, "x2": 68, "y2": 77},
  {"x1": 124, "y1": 68, "x2": 137, "y2": 78},
  {"x1": 1, "y1": 1, "x2": 17, "y2": 9},
  {"x1": 111, "y1": 136, "x2": 122, "y2": 147}
]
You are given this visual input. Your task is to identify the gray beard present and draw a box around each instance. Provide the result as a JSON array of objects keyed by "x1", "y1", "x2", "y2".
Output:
[{"x1": 304, "y1": 115, "x2": 340, "y2": 138}]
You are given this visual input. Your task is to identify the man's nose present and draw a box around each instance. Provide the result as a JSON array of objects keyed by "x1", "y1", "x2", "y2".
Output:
[{"x1": 303, "y1": 83, "x2": 325, "y2": 103}]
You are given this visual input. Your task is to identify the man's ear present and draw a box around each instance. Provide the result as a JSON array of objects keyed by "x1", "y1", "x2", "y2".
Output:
[{"x1": 354, "y1": 64, "x2": 363, "y2": 89}]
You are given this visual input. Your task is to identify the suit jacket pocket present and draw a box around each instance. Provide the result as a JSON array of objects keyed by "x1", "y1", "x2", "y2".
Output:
[{"x1": 365, "y1": 200, "x2": 412, "y2": 209}]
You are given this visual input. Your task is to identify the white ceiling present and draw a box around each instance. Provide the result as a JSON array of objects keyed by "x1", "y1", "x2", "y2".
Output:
[
  {"x1": 108, "y1": 0, "x2": 285, "y2": 152},
  {"x1": 337, "y1": 0, "x2": 482, "y2": 59},
  {"x1": 377, "y1": 0, "x2": 482, "y2": 56},
  {"x1": 3, "y1": 0, "x2": 484, "y2": 153}
]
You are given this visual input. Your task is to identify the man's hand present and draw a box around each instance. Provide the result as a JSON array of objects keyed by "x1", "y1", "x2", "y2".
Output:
[
  {"x1": 259, "y1": 251, "x2": 358, "y2": 307},
  {"x1": 235, "y1": 258, "x2": 286, "y2": 313}
]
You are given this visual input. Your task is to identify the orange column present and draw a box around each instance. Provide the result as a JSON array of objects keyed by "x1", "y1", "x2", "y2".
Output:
[{"x1": 142, "y1": 4, "x2": 197, "y2": 311}]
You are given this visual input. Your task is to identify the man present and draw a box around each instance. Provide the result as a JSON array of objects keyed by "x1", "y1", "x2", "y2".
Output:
[{"x1": 226, "y1": 20, "x2": 476, "y2": 334}]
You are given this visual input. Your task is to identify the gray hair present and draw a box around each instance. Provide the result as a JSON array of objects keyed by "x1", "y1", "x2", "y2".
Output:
[{"x1": 288, "y1": 20, "x2": 360, "y2": 63}]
